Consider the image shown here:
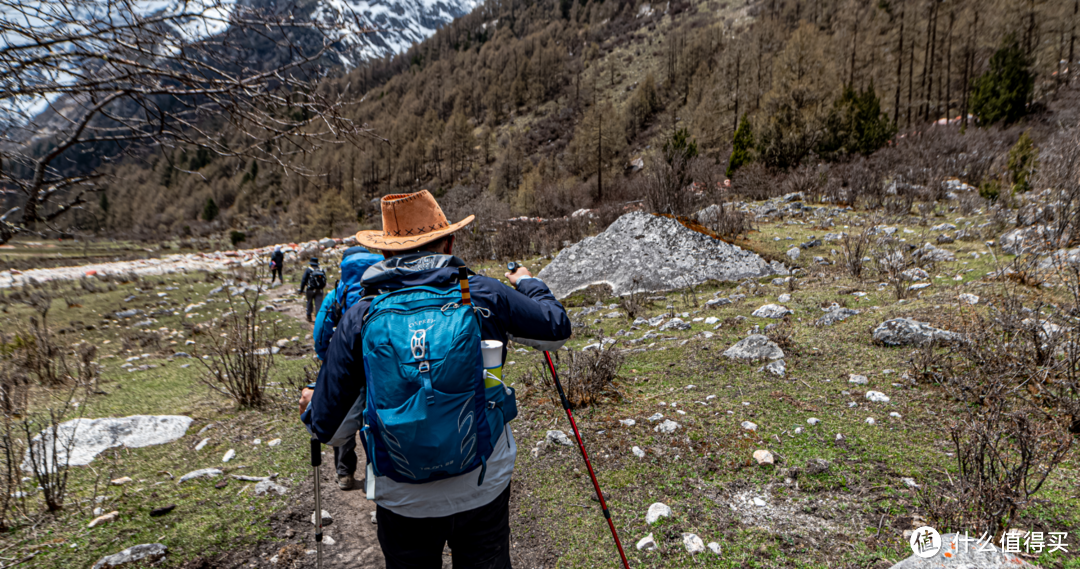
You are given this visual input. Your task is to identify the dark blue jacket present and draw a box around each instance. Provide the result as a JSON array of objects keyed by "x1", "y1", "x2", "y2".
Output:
[{"x1": 305, "y1": 253, "x2": 571, "y2": 446}]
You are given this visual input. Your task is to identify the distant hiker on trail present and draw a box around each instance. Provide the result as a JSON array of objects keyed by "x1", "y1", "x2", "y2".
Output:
[
  {"x1": 269, "y1": 245, "x2": 285, "y2": 285},
  {"x1": 300, "y1": 190, "x2": 570, "y2": 569},
  {"x1": 310, "y1": 245, "x2": 383, "y2": 490},
  {"x1": 299, "y1": 257, "x2": 327, "y2": 323}
]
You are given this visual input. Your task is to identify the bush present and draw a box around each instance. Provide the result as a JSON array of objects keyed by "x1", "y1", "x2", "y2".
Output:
[
  {"x1": 1006, "y1": 131, "x2": 1038, "y2": 194},
  {"x1": 817, "y1": 82, "x2": 897, "y2": 158},
  {"x1": 230, "y1": 230, "x2": 246, "y2": 247},
  {"x1": 202, "y1": 197, "x2": 219, "y2": 222},
  {"x1": 195, "y1": 279, "x2": 275, "y2": 407},
  {"x1": 979, "y1": 179, "x2": 1002, "y2": 203},
  {"x1": 562, "y1": 343, "x2": 624, "y2": 408},
  {"x1": 726, "y1": 115, "x2": 754, "y2": 178},
  {"x1": 969, "y1": 35, "x2": 1033, "y2": 126}
]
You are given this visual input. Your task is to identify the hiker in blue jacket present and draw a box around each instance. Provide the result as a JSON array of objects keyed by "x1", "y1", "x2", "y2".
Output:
[
  {"x1": 310, "y1": 245, "x2": 383, "y2": 490},
  {"x1": 300, "y1": 191, "x2": 570, "y2": 569}
]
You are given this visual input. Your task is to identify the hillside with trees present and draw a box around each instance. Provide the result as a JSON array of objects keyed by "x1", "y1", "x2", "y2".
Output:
[{"x1": 63, "y1": 0, "x2": 1080, "y2": 248}]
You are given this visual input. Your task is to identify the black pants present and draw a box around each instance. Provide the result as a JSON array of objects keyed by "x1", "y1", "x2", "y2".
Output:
[
  {"x1": 270, "y1": 265, "x2": 283, "y2": 284},
  {"x1": 333, "y1": 434, "x2": 357, "y2": 477},
  {"x1": 376, "y1": 484, "x2": 512, "y2": 569},
  {"x1": 305, "y1": 290, "x2": 324, "y2": 321}
]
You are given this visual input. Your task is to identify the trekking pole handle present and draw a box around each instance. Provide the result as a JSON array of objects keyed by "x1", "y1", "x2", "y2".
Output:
[
  {"x1": 310, "y1": 437, "x2": 321, "y2": 467},
  {"x1": 507, "y1": 261, "x2": 521, "y2": 273}
]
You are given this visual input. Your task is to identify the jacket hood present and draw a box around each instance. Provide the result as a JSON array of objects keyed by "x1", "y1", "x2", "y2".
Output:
[
  {"x1": 339, "y1": 250, "x2": 383, "y2": 285},
  {"x1": 360, "y1": 253, "x2": 469, "y2": 292}
]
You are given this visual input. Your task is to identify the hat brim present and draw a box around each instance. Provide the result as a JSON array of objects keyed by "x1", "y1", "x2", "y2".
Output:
[{"x1": 355, "y1": 215, "x2": 475, "y2": 252}]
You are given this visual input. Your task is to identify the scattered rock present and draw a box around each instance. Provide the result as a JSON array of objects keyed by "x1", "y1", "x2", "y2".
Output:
[
  {"x1": 311, "y1": 510, "x2": 332, "y2": 526},
  {"x1": 645, "y1": 502, "x2": 671, "y2": 524},
  {"x1": 723, "y1": 335, "x2": 784, "y2": 361},
  {"x1": 636, "y1": 533, "x2": 657, "y2": 551},
  {"x1": 222, "y1": 449, "x2": 236, "y2": 463},
  {"x1": 913, "y1": 243, "x2": 956, "y2": 263},
  {"x1": 654, "y1": 420, "x2": 680, "y2": 434},
  {"x1": 267, "y1": 439, "x2": 282, "y2": 447},
  {"x1": 848, "y1": 374, "x2": 869, "y2": 385},
  {"x1": 787, "y1": 247, "x2": 801, "y2": 260},
  {"x1": 632, "y1": 446, "x2": 646, "y2": 458},
  {"x1": 194, "y1": 438, "x2": 209, "y2": 451},
  {"x1": 872, "y1": 318, "x2": 958, "y2": 347},
  {"x1": 647, "y1": 413, "x2": 664, "y2": 422},
  {"x1": 92, "y1": 543, "x2": 167, "y2": 569},
  {"x1": 752, "y1": 450, "x2": 774, "y2": 465},
  {"x1": 901, "y1": 477, "x2": 919, "y2": 488},
  {"x1": 149, "y1": 504, "x2": 176, "y2": 517},
  {"x1": 741, "y1": 421, "x2": 758, "y2": 431},
  {"x1": 707, "y1": 542, "x2": 721, "y2": 555},
  {"x1": 901, "y1": 268, "x2": 930, "y2": 281},
  {"x1": 683, "y1": 533, "x2": 706, "y2": 554},
  {"x1": 805, "y1": 458, "x2": 830, "y2": 475},
  {"x1": 865, "y1": 391, "x2": 891, "y2": 403},
  {"x1": 546, "y1": 430, "x2": 573, "y2": 446},
  {"x1": 178, "y1": 468, "x2": 223, "y2": 484},
  {"x1": 619, "y1": 419, "x2": 636, "y2": 427},
  {"x1": 752, "y1": 497, "x2": 768, "y2": 507},
  {"x1": 865, "y1": 417, "x2": 876, "y2": 425},
  {"x1": 88, "y1": 510, "x2": 120, "y2": 528},
  {"x1": 816, "y1": 307, "x2": 860, "y2": 326},
  {"x1": 764, "y1": 359, "x2": 786, "y2": 377},
  {"x1": 777, "y1": 293, "x2": 791, "y2": 303},
  {"x1": 958, "y1": 293, "x2": 979, "y2": 305},
  {"x1": 704, "y1": 316, "x2": 719, "y2": 325},
  {"x1": 807, "y1": 417, "x2": 821, "y2": 426},
  {"x1": 255, "y1": 480, "x2": 289, "y2": 496},
  {"x1": 110, "y1": 476, "x2": 132, "y2": 486},
  {"x1": 659, "y1": 318, "x2": 691, "y2": 331},
  {"x1": 752, "y1": 304, "x2": 793, "y2": 319},
  {"x1": 536, "y1": 212, "x2": 784, "y2": 298}
]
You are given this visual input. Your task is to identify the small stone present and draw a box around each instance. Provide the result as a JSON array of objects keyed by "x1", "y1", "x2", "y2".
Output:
[
  {"x1": 958, "y1": 293, "x2": 979, "y2": 305},
  {"x1": 93, "y1": 507, "x2": 105, "y2": 516},
  {"x1": 654, "y1": 419, "x2": 679, "y2": 434},
  {"x1": 647, "y1": 413, "x2": 664, "y2": 422},
  {"x1": 807, "y1": 417, "x2": 821, "y2": 426},
  {"x1": 645, "y1": 502, "x2": 671, "y2": 524},
  {"x1": 149, "y1": 504, "x2": 176, "y2": 517},
  {"x1": 546, "y1": 430, "x2": 573, "y2": 446},
  {"x1": 253, "y1": 439, "x2": 261, "y2": 445},
  {"x1": 195, "y1": 438, "x2": 209, "y2": 451},
  {"x1": 835, "y1": 433, "x2": 845, "y2": 441},
  {"x1": 752, "y1": 497, "x2": 767, "y2": 507},
  {"x1": 793, "y1": 427, "x2": 803, "y2": 434},
  {"x1": 902, "y1": 477, "x2": 920, "y2": 488},
  {"x1": 865, "y1": 391, "x2": 891, "y2": 403},
  {"x1": 88, "y1": 511, "x2": 120, "y2": 528},
  {"x1": 865, "y1": 417, "x2": 876, "y2": 425},
  {"x1": 778, "y1": 293, "x2": 791, "y2": 303},
  {"x1": 708, "y1": 542, "x2": 721, "y2": 555},
  {"x1": 636, "y1": 533, "x2": 657, "y2": 551},
  {"x1": 787, "y1": 247, "x2": 801, "y2": 260},
  {"x1": 704, "y1": 316, "x2": 719, "y2": 325},
  {"x1": 752, "y1": 304, "x2": 793, "y2": 319},
  {"x1": 805, "y1": 458, "x2": 830, "y2": 474},
  {"x1": 764, "y1": 359, "x2": 786, "y2": 377},
  {"x1": 683, "y1": 533, "x2": 706, "y2": 554},
  {"x1": 619, "y1": 419, "x2": 636, "y2": 426},
  {"x1": 848, "y1": 374, "x2": 869, "y2": 385},
  {"x1": 91, "y1": 543, "x2": 167, "y2": 569},
  {"x1": 890, "y1": 412, "x2": 902, "y2": 419},
  {"x1": 752, "y1": 450, "x2": 774, "y2": 465},
  {"x1": 214, "y1": 479, "x2": 228, "y2": 489},
  {"x1": 632, "y1": 446, "x2": 645, "y2": 458},
  {"x1": 178, "y1": 468, "x2": 223, "y2": 484},
  {"x1": 311, "y1": 510, "x2": 332, "y2": 526},
  {"x1": 323, "y1": 535, "x2": 336, "y2": 546},
  {"x1": 741, "y1": 421, "x2": 758, "y2": 431},
  {"x1": 110, "y1": 476, "x2": 132, "y2": 486},
  {"x1": 267, "y1": 438, "x2": 282, "y2": 447},
  {"x1": 222, "y1": 449, "x2": 236, "y2": 463}
]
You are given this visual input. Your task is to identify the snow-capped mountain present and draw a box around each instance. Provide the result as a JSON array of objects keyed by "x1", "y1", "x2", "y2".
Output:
[{"x1": 310, "y1": 0, "x2": 481, "y2": 66}]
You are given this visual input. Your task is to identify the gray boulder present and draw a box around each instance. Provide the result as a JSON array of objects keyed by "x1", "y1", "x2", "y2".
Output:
[
  {"x1": 659, "y1": 318, "x2": 691, "y2": 331},
  {"x1": 178, "y1": 468, "x2": 223, "y2": 483},
  {"x1": 1000, "y1": 225, "x2": 1061, "y2": 255},
  {"x1": 536, "y1": 212, "x2": 784, "y2": 298},
  {"x1": 889, "y1": 533, "x2": 1036, "y2": 569},
  {"x1": 751, "y1": 304, "x2": 792, "y2": 319},
  {"x1": 723, "y1": 335, "x2": 784, "y2": 361},
  {"x1": 912, "y1": 243, "x2": 956, "y2": 263},
  {"x1": 254, "y1": 479, "x2": 289, "y2": 496},
  {"x1": 92, "y1": 543, "x2": 167, "y2": 569},
  {"x1": 872, "y1": 318, "x2": 958, "y2": 347}
]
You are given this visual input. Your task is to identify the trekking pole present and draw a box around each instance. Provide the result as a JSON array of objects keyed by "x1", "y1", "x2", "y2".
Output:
[
  {"x1": 309, "y1": 437, "x2": 323, "y2": 569},
  {"x1": 543, "y1": 349, "x2": 631, "y2": 569},
  {"x1": 507, "y1": 262, "x2": 630, "y2": 568}
]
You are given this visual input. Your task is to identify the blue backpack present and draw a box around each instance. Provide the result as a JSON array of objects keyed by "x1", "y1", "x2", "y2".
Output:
[{"x1": 360, "y1": 279, "x2": 517, "y2": 485}]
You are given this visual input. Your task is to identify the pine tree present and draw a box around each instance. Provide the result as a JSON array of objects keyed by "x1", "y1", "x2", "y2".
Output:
[
  {"x1": 1007, "y1": 131, "x2": 1038, "y2": 193},
  {"x1": 970, "y1": 35, "x2": 1033, "y2": 126},
  {"x1": 727, "y1": 115, "x2": 754, "y2": 177}
]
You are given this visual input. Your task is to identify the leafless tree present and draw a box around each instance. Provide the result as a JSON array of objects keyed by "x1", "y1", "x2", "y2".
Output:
[{"x1": 0, "y1": 0, "x2": 375, "y2": 243}]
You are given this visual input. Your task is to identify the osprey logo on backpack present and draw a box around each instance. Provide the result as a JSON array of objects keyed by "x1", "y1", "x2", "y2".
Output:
[{"x1": 359, "y1": 278, "x2": 517, "y2": 486}]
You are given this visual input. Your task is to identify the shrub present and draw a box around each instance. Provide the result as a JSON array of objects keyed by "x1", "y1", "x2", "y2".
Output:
[
  {"x1": 230, "y1": 230, "x2": 246, "y2": 247},
  {"x1": 726, "y1": 115, "x2": 754, "y2": 178},
  {"x1": 817, "y1": 82, "x2": 897, "y2": 158},
  {"x1": 202, "y1": 197, "x2": 219, "y2": 222},
  {"x1": 195, "y1": 279, "x2": 275, "y2": 407},
  {"x1": 1006, "y1": 131, "x2": 1038, "y2": 194},
  {"x1": 562, "y1": 343, "x2": 624, "y2": 408},
  {"x1": 979, "y1": 179, "x2": 1002, "y2": 203}
]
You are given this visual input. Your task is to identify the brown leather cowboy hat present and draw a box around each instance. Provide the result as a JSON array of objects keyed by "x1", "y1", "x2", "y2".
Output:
[{"x1": 355, "y1": 191, "x2": 475, "y2": 252}]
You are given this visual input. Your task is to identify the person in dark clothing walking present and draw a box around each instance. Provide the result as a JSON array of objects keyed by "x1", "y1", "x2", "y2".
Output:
[
  {"x1": 299, "y1": 190, "x2": 570, "y2": 569},
  {"x1": 299, "y1": 257, "x2": 327, "y2": 323},
  {"x1": 268, "y1": 246, "x2": 285, "y2": 285}
]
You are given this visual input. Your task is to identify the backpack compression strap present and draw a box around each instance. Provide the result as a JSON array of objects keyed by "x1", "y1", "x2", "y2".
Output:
[{"x1": 458, "y1": 267, "x2": 471, "y2": 305}]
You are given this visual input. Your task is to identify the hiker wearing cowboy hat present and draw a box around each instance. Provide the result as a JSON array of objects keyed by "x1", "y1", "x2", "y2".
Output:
[{"x1": 301, "y1": 190, "x2": 570, "y2": 569}]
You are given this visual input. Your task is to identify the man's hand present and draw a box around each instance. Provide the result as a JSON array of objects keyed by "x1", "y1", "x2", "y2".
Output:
[
  {"x1": 505, "y1": 265, "x2": 532, "y2": 287},
  {"x1": 299, "y1": 387, "x2": 314, "y2": 415}
]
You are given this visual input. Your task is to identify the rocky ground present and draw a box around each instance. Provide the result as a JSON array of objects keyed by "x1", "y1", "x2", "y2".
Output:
[{"x1": 3, "y1": 191, "x2": 1080, "y2": 568}]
